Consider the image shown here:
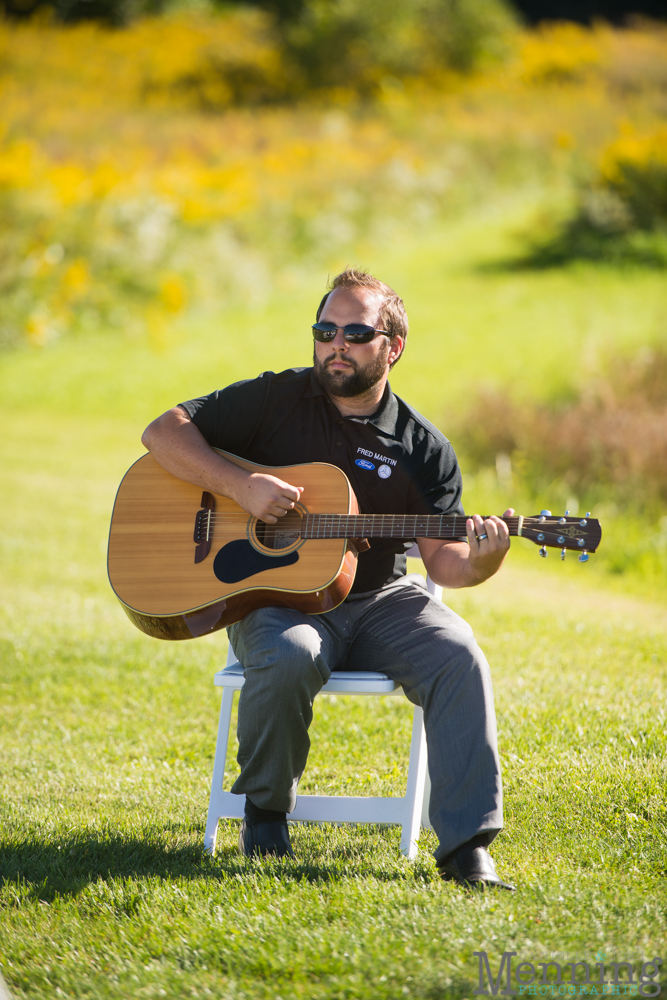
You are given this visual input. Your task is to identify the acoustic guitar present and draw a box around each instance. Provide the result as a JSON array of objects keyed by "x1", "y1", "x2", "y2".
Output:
[{"x1": 107, "y1": 450, "x2": 602, "y2": 641}]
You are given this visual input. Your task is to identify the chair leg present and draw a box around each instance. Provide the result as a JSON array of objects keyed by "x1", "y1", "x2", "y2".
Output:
[
  {"x1": 400, "y1": 705, "x2": 428, "y2": 859},
  {"x1": 421, "y1": 762, "x2": 433, "y2": 831},
  {"x1": 204, "y1": 687, "x2": 236, "y2": 855}
]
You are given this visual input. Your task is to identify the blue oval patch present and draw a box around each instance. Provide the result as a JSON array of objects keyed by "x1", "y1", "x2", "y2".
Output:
[{"x1": 355, "y1": 459, "x2": 375, "y2": 471}]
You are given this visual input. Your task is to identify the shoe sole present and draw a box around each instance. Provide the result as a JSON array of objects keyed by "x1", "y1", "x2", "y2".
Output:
[{"x1": 439, "y1": 867, "x2": 516, "y2": 891}]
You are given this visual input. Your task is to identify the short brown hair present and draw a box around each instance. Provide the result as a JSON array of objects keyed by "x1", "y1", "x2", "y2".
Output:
[{"x1": 316, "y1": 267, "x2": 408, "y2": 366}]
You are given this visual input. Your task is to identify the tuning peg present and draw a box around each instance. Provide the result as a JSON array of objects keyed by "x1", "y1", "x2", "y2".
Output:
[
  {"x1": 539, "y1": 545, "x2": 548, "y2": 558},
  {"x1": 578, "y1": 551, "x2": 589, "y2": 563},
  {"x1": 561, "y1": 548, "x2": 566, "y2": 560},
  {"x1": 540, "y1": 510, "x2": 551, "y2": 516},
  {"x1": 564, "y1": 509, "x2": 570, "y2": 515},
  {"x1": 585, "y1": 511, "x2": 591, "y2": 517}
]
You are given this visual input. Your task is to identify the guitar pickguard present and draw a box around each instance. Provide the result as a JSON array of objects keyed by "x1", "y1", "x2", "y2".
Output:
[{"x1": 213, "y1": 539, "x2": 299, "y2": 584}]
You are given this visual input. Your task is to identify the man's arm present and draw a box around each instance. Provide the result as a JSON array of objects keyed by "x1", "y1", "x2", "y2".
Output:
[
  {"x1": 417, "y1": 510, "x2": 514, "y2": 589},
  {"x1": 141, "y1": 407, "x2": 303, "y2": 524}
]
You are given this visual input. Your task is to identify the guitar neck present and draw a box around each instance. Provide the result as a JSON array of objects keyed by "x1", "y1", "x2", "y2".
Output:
[{"x1": 301, "y1": 514, "x2": 524, "y2": 540}]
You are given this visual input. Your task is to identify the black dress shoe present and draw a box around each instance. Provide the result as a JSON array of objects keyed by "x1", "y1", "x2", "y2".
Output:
[
  {"x1": 238, "y1": 817, "x2": 294, "y2": 858},
  {"x1": 438, "y1": 844, "x2": 515, "y2": 891}
]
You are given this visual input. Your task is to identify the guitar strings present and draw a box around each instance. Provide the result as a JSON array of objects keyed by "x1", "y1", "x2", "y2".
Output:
[
  {"x1": 202, "y1": 516, "x2": 528, "y2": 528},
  {"x1": 196, "y1": 517, "x2": 524, "y2": 523},
  {"x1": 196, "y1": 514, "x2": 533, "y2": 541},
  {"x1": 197, "y1": 514, "x2": 577, "y2": 529}
]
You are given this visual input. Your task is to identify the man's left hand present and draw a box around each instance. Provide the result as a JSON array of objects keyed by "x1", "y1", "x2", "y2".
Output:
[{"x1": 465, "y1": 508, "x2": 514, "y2": 583}]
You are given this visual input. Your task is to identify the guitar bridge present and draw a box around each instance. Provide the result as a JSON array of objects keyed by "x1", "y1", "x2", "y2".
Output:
[{"x1": 194, "y1": 491, "x2": 216, "y2": 563}]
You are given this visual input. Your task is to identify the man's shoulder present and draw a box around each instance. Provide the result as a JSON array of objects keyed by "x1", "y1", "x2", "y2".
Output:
[
  {"x1": 225, "y1": 367, "x2": 313, "y2": 394},
  {"x1": 180, "y1": 367, "x2": 316, "y2": 451},
  {"x1": 269, "y1": 366, "x2": 312, "y2": 384},
  {"x1": 392, "y1": 393, "x2": 453, "y2": 449},
  {"x1": 180, "y1": 367, "x2": 313, "y2": 420}
]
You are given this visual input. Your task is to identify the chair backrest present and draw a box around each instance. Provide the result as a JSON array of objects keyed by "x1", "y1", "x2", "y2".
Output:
[{"x1": 406, "y1": 543, "x2": 442, "y2": 600}]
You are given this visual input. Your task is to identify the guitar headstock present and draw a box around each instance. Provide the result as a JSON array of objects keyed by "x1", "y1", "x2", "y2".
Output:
[{"x1": 520, "y1": 510, "x2": 601, "y2": 560}]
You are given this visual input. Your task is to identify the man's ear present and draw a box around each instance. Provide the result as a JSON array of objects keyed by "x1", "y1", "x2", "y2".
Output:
[{"x1": 388, "y1": 335, "x2": 404, "y2": 367}]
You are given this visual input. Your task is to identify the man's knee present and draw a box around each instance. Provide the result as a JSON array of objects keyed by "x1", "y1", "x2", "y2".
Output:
[
  {"x1": 230, "y1": 608, "x2": 329, "y2": 694},
  {"x1": 452, "y1": 627, "x2": 486, "y2": 666},
  {"x1": 426, "y1": 624, "x2": 492, "y2": 694}
]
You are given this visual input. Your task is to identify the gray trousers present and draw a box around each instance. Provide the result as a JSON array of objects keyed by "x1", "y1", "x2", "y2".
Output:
[{"x1": 228, "y1": 575, "x2": 503, "y2": 863}]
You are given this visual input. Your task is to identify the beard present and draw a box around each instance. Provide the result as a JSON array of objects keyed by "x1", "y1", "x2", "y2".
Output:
[{"x1": 313, "y1": 345, "x2": 389, "y2": 398}]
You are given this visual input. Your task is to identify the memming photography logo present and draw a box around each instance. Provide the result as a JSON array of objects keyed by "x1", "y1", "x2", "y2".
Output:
[{"x1": 473, "y1": 952, "x2": 663, "y2": 997}]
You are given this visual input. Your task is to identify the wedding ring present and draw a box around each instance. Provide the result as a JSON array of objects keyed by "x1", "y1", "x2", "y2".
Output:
[{"x1": 476, "y1": 532, "x2": 488, "y2": 541}]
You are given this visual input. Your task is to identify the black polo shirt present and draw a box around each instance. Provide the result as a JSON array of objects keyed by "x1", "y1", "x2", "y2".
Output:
[{"x1": 179, "y1": 367, "x2": 465, "y2": 594}]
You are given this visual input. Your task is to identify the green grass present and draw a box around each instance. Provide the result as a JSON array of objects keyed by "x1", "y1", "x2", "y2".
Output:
[{"x1": 2, "y1": 209, "x2": 667, "y2": 998}]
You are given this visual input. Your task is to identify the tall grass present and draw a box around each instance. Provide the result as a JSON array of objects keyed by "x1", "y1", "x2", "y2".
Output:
[
  {"x1": 454, "y1": 346, "x2": 667, "y2": 504},
  {"x1": 449, "y1": 344, "x2": 667, "y2": 587}
]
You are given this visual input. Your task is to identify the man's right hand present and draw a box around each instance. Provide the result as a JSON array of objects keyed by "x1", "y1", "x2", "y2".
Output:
[
  {"x1": 141, "y1": 407, "x2": 303, "y2": 523},
  {"x1": 236, "y1": 473, "x2": 304, "y2": 524}
]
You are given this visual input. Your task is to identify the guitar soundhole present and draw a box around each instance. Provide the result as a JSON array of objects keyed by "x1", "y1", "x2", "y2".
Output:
[{"x1": 251, "y1": 505, "x2": 305, "y2": 555}]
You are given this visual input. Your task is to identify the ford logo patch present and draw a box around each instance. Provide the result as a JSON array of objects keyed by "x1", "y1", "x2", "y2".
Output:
[{"x1": 355, "y1": 459, "x2": 375, "y2": 471}]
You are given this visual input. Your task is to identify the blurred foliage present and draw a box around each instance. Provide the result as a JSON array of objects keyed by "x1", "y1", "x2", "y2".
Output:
[
  {"x1": 452, "y1": 346, "x2": 667, "y2": 508},
  {"x1": 518, "y1": 19, "x2": 605, "y2": 82},
  {"x1": 0, "y1": 16, "x2": 666, "y2": 348},
  {"x1": 513, "y1": 22, "x2": 667, "y2": 266},
  {"x1": 0, "y1": 7, "x2": 288, "y2": 107},
  {"x1": 524, "y1": 124, "x2": 667, "y2": 266},
  {"x1": 280, "y1": 0, "x2": 516, "y2": 93},
  {"x1": 0, "y1": 0, "x2": 519, "y2": 91},
  {"x1": 3, "y1": 0, "x2": 518, "y2": 64},
  {"x1": 600, "y1": 126, "x2": 667, "y2": 228}
]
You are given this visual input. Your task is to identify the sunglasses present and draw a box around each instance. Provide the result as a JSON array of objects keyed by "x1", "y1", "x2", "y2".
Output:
[{"x1": 312, "y1": 322, "x2": 388, "y2": 344}]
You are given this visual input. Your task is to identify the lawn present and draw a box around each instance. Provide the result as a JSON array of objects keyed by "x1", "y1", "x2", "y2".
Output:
[{"x1": 1, "y1": 213, "x2": 667, "y2": 999}]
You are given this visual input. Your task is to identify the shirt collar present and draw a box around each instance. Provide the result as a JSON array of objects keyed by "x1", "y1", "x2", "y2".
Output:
[{"x1": 305, "y1": 368, "x2": 399, "y2": 435}]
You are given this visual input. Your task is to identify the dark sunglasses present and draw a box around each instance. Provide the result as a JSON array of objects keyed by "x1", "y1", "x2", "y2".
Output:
[{"x1": 312, "y1": 322, "x2": 388, "y2": 344}]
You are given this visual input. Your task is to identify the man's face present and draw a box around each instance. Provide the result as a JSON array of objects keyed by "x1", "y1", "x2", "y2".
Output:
[{"x1": 313, "y1": 286, "x2": 401, "y2": 398}]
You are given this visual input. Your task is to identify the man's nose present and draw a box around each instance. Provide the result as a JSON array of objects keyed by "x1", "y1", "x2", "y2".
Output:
[{"x1": 330, "y1": 327, "x2": 349, "y2": 349}]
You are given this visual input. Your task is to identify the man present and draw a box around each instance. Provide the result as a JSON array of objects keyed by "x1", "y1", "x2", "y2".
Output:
[{"x1": 142, "y1": 268, "x2": 515, "y2": 891}]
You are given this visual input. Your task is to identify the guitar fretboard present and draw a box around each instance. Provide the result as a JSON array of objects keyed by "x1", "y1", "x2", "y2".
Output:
[{"x1": 301, "y1": 514, "x2": 523, "y2": 539}]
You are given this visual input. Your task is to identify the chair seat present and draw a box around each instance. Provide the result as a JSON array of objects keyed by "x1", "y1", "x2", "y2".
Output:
[{"x1": 214, "y1": 665, "x2": 401, "y2": 695}]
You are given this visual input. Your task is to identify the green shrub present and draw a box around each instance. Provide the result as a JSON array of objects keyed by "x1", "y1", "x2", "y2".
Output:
[
  {"x1": 282, "y1": 0, "x2": 517, "y2": 95},
  {"x1": 525, "y1": 127, "x2": 667, "y2": 266},
  {"x1": 599, "y1": 126, "x2": 667, "y2": 230}
]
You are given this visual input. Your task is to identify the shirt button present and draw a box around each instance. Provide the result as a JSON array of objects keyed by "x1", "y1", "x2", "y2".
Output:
[{"x1": 336, "y1": 441, "x2": 342, "y2": 446}]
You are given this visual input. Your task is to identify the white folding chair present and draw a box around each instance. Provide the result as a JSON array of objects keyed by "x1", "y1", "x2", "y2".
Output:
[{"x1": 205, "y1": 545, "x2": 439, "y2": 860}]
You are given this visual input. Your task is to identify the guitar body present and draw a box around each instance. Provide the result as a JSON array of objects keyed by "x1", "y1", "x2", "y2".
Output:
[
  {"x1": 109, "y1": 452, "x2": 603, "y2": 642},
  {"x1": 108, "y1": 451, "x2": 359, "y2": 641}
]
